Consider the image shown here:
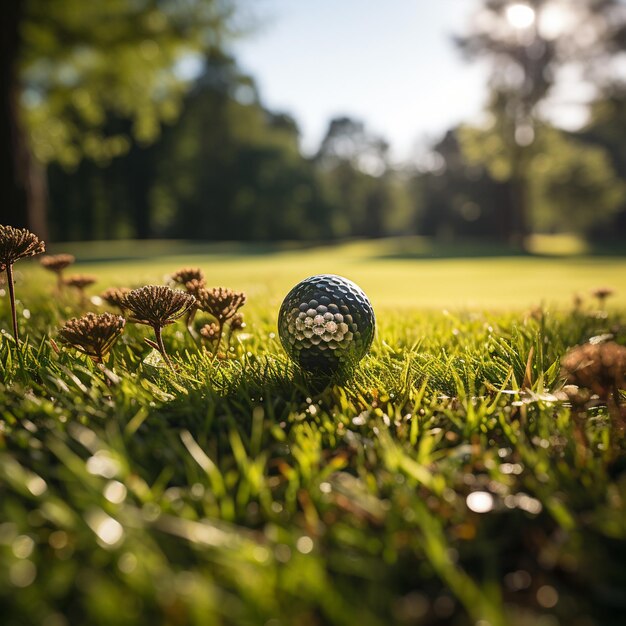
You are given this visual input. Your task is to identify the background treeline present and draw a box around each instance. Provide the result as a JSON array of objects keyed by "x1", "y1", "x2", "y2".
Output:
[
  {"x1": 45, "y1": 50, "x2": 410, "y2": 242},
  {"x1": 46, "y1": 50, "x2": 626, "y2": 244},
  {"x1": 6, "y1": 0, "x2": 626, "y2": 245}
]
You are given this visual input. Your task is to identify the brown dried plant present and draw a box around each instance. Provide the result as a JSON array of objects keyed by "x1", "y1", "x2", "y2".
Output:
[
  {"x1": 65, "y1": 274, "x2": 97, "y2": 307},
  {"x1": 170, "y1": 269, "x2": 206, "y2": 338},
  {"x1": 591, "y1": 287, "x2": 614, "y2": 310},
  {"x1": 222, "y1": 312, "x2": 246, "y2": 355},
  {"x1": 196, "y1": 287, "x2": 246, "y2": 353},
  {"x1": 101, "y1": 287, "x2": 131, "y2": 312},
  {"x1": 183, "y1": 278, "x2": 206, "y2": 297},
  {"x1": 170, "y1": 267, "x2": 206, "y2": 290},
  {"x1": 561, "y1": 341, "x2": 626, "y2": 433},
  {"x1": 200, "y1": 322, "x2": 220, "y2": 341},
  {"x1": 123, "y1": 285, "x2": 195, "y2": 369},
  {"x1": 197, "y1": 287, "x2": 246, "y2": 324},
  {"x1": 230, "y1": 312, "x2": 245, "y2": 331},
  {"x1": 0, "y1": 225, "x2": 46, "y2": 343},
  {"x1": 59, "y1": 312, "x2": 125, "y2": 363},
  {"x1": 40, "y1": 253, "x2": 75, "y2": 292}
]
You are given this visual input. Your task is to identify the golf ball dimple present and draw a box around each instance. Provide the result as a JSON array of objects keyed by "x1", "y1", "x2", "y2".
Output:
[{"x1": 278, "y1": 274, "x2": 375, "y2": 374}]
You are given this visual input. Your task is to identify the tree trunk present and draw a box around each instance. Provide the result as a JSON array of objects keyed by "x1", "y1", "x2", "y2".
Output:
[
  {"x1": 509, "y1": 144, "x2": 528, "y2": 251},
  {"x1": 0, "y1": 0, "x2": 48, "y2": 239},
  {"x1": 131, "y1": 145, "x2": 154, "y2": 239}
]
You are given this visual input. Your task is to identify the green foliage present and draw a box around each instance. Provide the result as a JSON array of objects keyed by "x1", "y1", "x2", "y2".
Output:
[
  {"x1": 0, "y1": 256, "x2": 626, "y2": 625},
  {"x1": 459, "y1": 121, "x2": 625, "y2": 233},
  {"x1": 20, "y1": 0, "x2": 237, "y2": 167},
  {"x1": 455, "y1": 0, "x2": 626, "y2": 242},
  {"x1": 529, "y1": 127, "x2": 626, "y2": 232}
]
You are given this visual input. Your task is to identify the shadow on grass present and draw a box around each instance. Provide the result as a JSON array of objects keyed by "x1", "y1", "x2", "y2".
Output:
[
  {"x1": 48, "y1": 239, "x2": 326, "y2": 264},
  {"x1": 49, "y1": 235, "x2": 626, "y2": 264}
]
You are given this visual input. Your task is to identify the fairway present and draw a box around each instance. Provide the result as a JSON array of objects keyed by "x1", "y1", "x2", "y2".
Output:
[
  {"x1": 44, "y1": 238, "x2": 626, "y2": 311},
  {"x1": 2, "y1": 237, "x2": 626, "y2": 626}
]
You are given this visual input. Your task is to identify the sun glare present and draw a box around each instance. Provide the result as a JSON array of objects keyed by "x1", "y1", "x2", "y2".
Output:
[
  {"x1": 506, "y1": 3, "x2": 536, "y2": 30},
  {"x1": 539, "y1": 3, "x2": 575, "y2": 40}
]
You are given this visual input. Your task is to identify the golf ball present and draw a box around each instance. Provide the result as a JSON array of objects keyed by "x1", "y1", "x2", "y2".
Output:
[{"x1": 278, "y1": 274, "x2": 375, "y2": 374}]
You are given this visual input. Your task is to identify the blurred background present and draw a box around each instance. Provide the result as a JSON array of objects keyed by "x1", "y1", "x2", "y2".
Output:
[{"x1": 3, "y1": 0, "x2": 626, "y2": 252}]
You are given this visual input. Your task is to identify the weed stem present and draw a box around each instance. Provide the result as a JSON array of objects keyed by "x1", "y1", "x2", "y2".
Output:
[
  {"x1": 5, "y1": 264, "x2": 19, "y2": 344},
  {"x1": 154, "y1": 325, "x2": 173, "y2": 370}
]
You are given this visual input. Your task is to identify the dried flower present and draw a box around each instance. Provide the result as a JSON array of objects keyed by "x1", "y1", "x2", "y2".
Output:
[
  {"x1": 123, "y1": 285, "x2": 195, "y2": 369},
  {"x1": 101, "y1": 287, "x2": 131, "y2": 312},
  {"x1": 591, "y1": 287, "x2": 614, "y2": 309},
  {"x1": 41, "y1": 253, "x2": 75, "y2": 272},
  {"x1": 41, "y1": 253, "x2": 75, "y2": 292},
  {"x1": 561, "y1": 341, "x2": 626, "y2": 399},
  {"x1": 59, "y1": 312, "x2": 125, "y2": 362},
  {"x1": 196, "y1": 287, "x2": 246, "y2": 354},
  {"x1": 183, "y1": 278, "x2": 206, "y2": 297},
  {"x1": 170, "y1": 270, "x2": 206, "y2": 339},
  {"x1": 230, "y1": 313, "x2": 245, "y2": 331},
  {"x1": 65, "y1": 274, "x2": 97, "y2": 307},
  {"x1": 561, "y1": 341, "x2": 626, "y2": 433},
  {"x1": 200, "y1": 322, "x2": 220, "y2": 341},
  {"x1": 175, "y1": 278, "x2": 207, "y2": 340},
  {"x1": 0, "y1": 225, "x2": 46, "y2": 343},
  {"x1": 123, "y1": 285, "x2": 195, "y2": 328},
  {"x1": 65, "y1": 274, "x2": 97, "y2": 290},
  {"x1": 0, "y1": 225, "x2": 46, "y2": 268},
  {"x1": 197, "y1": 287, "x2": 246, "y2": 324},
  {"x1": 170, "y1": 267, "x2": 206, "y2": 291}
]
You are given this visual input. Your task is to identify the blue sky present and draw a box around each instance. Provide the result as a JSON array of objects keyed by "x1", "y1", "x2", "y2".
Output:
[{"x1": 233, "y1": 0, "x2": 487, "y2": 162}]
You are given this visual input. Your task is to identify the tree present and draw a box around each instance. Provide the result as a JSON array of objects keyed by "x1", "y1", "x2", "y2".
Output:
[
  {"x1": 315, "y1": 116, "x2": 393, "y2": 238},
  {"x1": 415, "y1": 129, "x2": 512, "y2": 241},
  {"x1": 142, "y1": 50, "x2": 337, "y2": 242},
  {"x1": 570, "y1": 87, "x2": 626, "y2": 238},
  {"x1": 456, "y1": 0, "x2": 626, "y2": 246},
  {"x1": 460, "y1": 120, "x2": 625, "y2": 234},
  {"x1": 2, "y1": 0, "x2": 237, "y2": 238}
]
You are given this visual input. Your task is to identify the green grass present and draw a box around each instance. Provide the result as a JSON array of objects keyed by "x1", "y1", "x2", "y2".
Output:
[
  {"x1": 43, "y1": 237, "x2": 626, "y2": 310},
  {"x1": 1, "y1": 243, "x2": 626, "y2": 626}
]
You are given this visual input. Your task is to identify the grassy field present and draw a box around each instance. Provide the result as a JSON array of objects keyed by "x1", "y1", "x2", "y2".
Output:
[
  {"x1": 43, "y1": 237, "x2": 626, "y2": 310},
  {"x1": 1, "y1": 241, "x2": 626, "y2": 626}
]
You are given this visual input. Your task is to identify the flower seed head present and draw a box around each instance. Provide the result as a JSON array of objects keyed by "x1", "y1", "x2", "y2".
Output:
[
  {"x1": 123, "y1": 285, "x2": 195, "y2": 328},
  {"x1": 197, "y1": 287, "x2": 246, "y2": 323},
  {"x1": 183, "y1": 278, "x2": 206, "y2": 297},
  {"x1": 0, "y1": 225, "x2": 45, "y2": 267},
  {"x1": 101, "y1": 287, "x2": 131, "y2": 310},
  {"x1": 59, "y1": 312, "x2": 125, "y2": 360},
  {"x1": 230, "y1": 312, "x2": 245, "y2": 331},
  {"x1": 591, "y1": 287, "x2": 614, "y2": 301},
  {"x1": 170, "y1": 267, "x2": 205, "y2": 289},
  {"x1": 200, "y1": 322, "x2": 220, "y2": 340},
  {"x1": 40, "y1": 254, "x2": 75, "y2": 273},
  {"x1": 65, "y1": 274, "x2": 97, "y2": 290},
  {"x1": 561, "y1": 341, "x2": 626, "y2": 400}
]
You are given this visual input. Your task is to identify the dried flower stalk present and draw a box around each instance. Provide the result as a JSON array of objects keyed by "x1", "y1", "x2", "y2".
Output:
[
  {"x1": 65, "y1": 274, "x2": 97, "y2": 307},
  {"x1": 561, "y1": 341, "x2": 626, "y2": 434},
  {"x1": 0, "y1": 225, "x2": 46, "y2": 343},
  {"x1": 591, "y1": 287, "x2": 614, "y2": 310},
  {"x1": 41, "y1": 253, "x2": 75, "y2": 292},
  {"x1": 170, "y1": 269, "x2": 206, "y2": 338},
  {"x1": 230, "y1": 312, "x2": 245, "y2": 332},
  {"x1": 200, "y1": 322, "x2": 220, "y2": 341},
  {"x1": 196, "y1": 287, "x2": 246, "y2": 354},
  {"x1": 59, "y1": 312, "x2": 125, "y2": 363},
  {"x1": 562, "y1": 342, "x2": 625, "y2": 396},
  {"x1": 101, "y1": 287, "x2": 131, "y2": 312},
  {"x1": 170, "y1": 267, "x2": 206, "y2": 290},
  {"x1": 123, "y1": 285, "x2": 195, "y2": 369}
]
